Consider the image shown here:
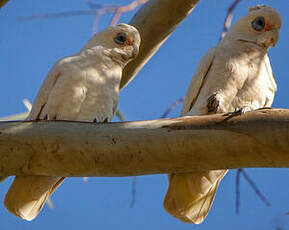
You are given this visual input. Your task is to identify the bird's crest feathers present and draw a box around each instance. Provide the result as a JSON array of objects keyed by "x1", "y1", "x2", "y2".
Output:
[{"x1": 249, "y1": 4, "x2": 267, "y2": 12}]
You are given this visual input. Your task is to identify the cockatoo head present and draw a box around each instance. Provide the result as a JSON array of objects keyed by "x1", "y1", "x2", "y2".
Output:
[
  {"x1": 84, "y1": 23, "x2": 141, "y2": 66},
  {"x1": 225, "y1": 5, "x2": 282, "y2": 49}
]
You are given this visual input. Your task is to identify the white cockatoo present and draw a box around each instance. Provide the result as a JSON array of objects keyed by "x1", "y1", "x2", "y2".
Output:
[
  {"x1": 4, "y1": 23, "x2": 140, "y2": 221},
  {"x1": 164, "y1": 5, "x2": 281, "y2": 224}
]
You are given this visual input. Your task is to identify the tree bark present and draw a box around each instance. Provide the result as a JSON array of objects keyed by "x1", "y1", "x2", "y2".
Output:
[
  {"x1": 120, "y1": 0, "x2": 201, "y2": 89},
  {"x1": 0, "y1": 0, "x2": 9, "y2": 9},
  {"x1": 0, "y1": 109, "x2": 289, "y2": 177}
]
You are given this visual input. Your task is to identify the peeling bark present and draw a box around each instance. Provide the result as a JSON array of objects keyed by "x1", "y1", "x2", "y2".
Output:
[{"x1": 0, "y1": 109, "x2": 288, "y2": 177}]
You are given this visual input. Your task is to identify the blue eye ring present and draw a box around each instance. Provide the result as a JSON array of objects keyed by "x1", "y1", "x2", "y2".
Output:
[
  {"x1": 114, "y1": 32, "x2": 127, "y2": 45},
  {"x1": 252, "y1": 16, "x2": 265, "y2": 31}
]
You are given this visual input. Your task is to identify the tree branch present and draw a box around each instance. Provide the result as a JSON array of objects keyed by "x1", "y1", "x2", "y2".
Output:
[
  {"x1": 120, "y1": 0, "x2": 201, "y2": 89},
  {"x1": 0, "y1": 0, "x2": 9, "y2": 9},
  {"x1": 0, "y1": 109, "x2": 289, "y2": 177}
]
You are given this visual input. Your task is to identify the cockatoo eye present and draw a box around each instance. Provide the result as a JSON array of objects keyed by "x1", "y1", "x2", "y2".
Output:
[
  {"x1": 252, "y1": 16, "x2": 265, "y2": 31},
  {"x1": 113, "y1": 32, "x2": 127, "y2": 45}
]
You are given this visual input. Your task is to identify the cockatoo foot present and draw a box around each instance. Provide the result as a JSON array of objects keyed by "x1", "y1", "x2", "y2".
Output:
[
  {"x1": 223, "y1": 107, "x2": 251, "y2": 118},
  {"x1": 207, "y1": 93, "x2": 219, "y2": 113}
]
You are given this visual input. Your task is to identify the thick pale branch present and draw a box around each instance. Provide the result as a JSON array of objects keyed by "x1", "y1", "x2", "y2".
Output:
[
  {"x1": 121, "y1": 0, "x2": 200, "y2": 88},
  {"x1": 0, "y1": 109, "x2": 289, "y2": 177}
]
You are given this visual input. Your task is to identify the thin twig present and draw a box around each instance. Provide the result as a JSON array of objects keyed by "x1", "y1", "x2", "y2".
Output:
[
  {"x1": 241, "y1": 169, "x2": 271, "y2": 206},
  {"x1": 84, "y1": 1, "x2": 120, "y2": 33},
  {"x1": 220, "y1": 0, "x2": 243, "y2": 39},
  {"x1": 161, "y1": 97, "x2": 184, "y2": 118},
  {"x1": 235, "y1": 169, "x2": 241, "y2": 214},
  {"x1": 130, "y1": 176, "x2": 137, "y2": 208},
  {"x1": 19, "y1": 0, "x2": 149, "y2": 33},
  {"x1": 110, "y1": 0, "x2": 149, "y2": 26},
  {"x1": 84, "y1": 0, "x2": 118, "y2": 10},
  {"x1": 91, "y1": 12, "x2": 103, "y2": 34},
  {"x1": 18, "y1": 10, "x2": 109, "y2": 21}
]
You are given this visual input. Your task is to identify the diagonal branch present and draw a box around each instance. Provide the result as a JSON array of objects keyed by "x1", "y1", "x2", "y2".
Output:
[
  {"x1": 0, "y1": 0, "x2": 9, "y2": 9},
  {"x1": 120, "y1": 0, "x2": 201, "y2": 88},
  {"x1": 0, "y1": 109, "x2": 289, "y2": 177}
]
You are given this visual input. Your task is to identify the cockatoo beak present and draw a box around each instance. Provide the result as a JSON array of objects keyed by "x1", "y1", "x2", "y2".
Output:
[
  {"x1": 132, "y1": 44, "x2": 139, "y2": 58},
  {"x1": 270, "y1": 29, "x2": 280, "y2": 47},
  {"x1": 120, "y1": 44, "x2": 139, "y2": 62}
]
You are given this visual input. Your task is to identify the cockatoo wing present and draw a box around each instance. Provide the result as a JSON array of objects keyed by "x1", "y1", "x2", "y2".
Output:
[
  {"x1": 181, "y1": 47, "x2": 216, "y2": 115},
  {"x1": 27, "y1": 65, "x2": 61, "y2": 120},
  {"x1": 263, "y1": 54, "x2": 277, "y2": 107}
]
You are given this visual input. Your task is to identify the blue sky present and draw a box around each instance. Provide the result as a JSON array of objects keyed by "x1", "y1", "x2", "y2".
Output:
[{"x1": 0, "y1": 0, "x2": 289, "y2": 229}]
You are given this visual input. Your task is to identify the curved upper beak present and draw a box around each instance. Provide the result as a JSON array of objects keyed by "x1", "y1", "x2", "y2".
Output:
[
  {"x1": 120, "y1": 44, "x2": 139, "y2": 62},
  {"x1": 270, "y1": 29, "x2": 280, "y2": 47},
  {"x1": 132, "y1": 44, "x2": 139, "y2": 58}
]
